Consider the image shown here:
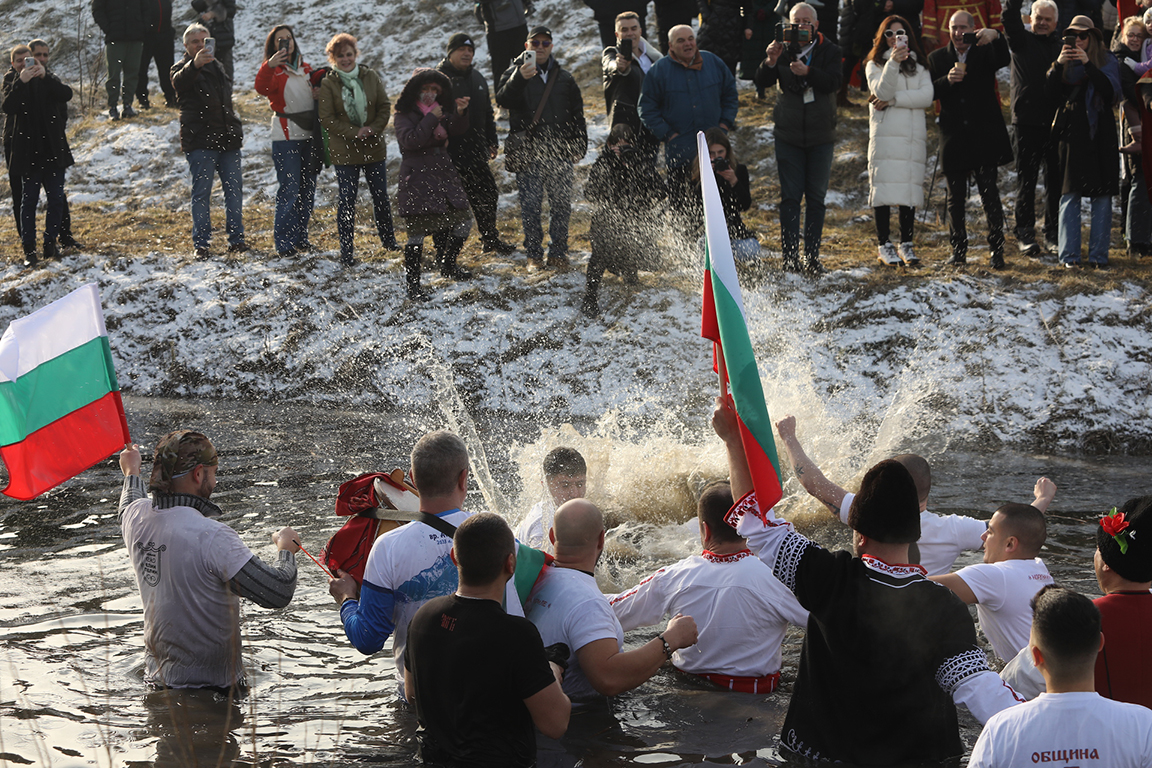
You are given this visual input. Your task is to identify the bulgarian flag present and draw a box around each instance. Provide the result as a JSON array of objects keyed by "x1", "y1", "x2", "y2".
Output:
[
  {"x1": 0, "y1": 284, "x2": 130, "y2": 500},
  {"x1": 697, "y1": 132, "x2": 783, "y2": 514}
]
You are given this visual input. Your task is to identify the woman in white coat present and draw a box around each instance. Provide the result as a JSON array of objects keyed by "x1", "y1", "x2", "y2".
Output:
[{"x1": 864, "y1": 16, "x2": 934, "y2": 267}]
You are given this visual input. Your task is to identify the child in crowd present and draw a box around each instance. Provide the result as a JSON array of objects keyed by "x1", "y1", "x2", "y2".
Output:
[{"x1": 515, "y1": 447, "x2": 587, "y2": 550}]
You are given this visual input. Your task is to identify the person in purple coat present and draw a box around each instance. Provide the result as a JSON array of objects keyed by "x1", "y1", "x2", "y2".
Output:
[{"x1": 393, "y1": 69, "x2": 474, "y2": 301}]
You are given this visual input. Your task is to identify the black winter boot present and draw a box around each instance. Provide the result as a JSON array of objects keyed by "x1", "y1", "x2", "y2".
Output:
[
  {"x1": 439, "y1": 236, "x2": 473, "y2": 280},
  {"x1": 405, "y1": 243, "x2": 430, "y2": 301}
]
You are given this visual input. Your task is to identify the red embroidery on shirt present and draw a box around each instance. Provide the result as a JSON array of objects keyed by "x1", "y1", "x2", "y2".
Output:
[
  {"x1": 702, "y1": 549, "x2": 754, "y2": 564},
  {"x1": 861, "y1": 555, "x2": 927, "y2": 578}
]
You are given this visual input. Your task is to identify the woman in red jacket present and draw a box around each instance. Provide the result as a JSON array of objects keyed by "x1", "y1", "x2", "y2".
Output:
[{"x1": 255, "y1": 25, "x2": 318, "y2": 257}]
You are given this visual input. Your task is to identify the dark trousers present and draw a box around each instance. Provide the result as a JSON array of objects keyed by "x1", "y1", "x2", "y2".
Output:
[
  {"x1": 488, "y1": 24, "x2": 528, "y2": 84},
  {"x1": 653, "y1": 0, "x2": 696, "y2": 53},
  {"x1": 335, "y1": 161, "x2": 396, "y2": 259},
  {"x1": 453, "y1": 152, "x2": 501, "y2": 244},
  {"x1": 8, "y1": 164, "x2": 21, "y2": 236},
  {"x1": 776, "y1": 139, "x2": 834, "y2": 260},
  {"x1": 20, "y1": 170, "x2": 65, "y2": 254},
  {"x1": 945, "y1": 165, "x2": 1005, "y2": 258},
  {"x1": 137, "y1": 27, "x2": 176, "y2": 104},
  {"x1": 1013, "y1": 124, "x2": 1058, "y2": 245},
  {"x1": 875, "y1": 205, "x2": 914, "y2": 244}
]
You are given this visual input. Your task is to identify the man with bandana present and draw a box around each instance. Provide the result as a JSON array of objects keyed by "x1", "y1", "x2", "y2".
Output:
[{"x1": 117, "y1": 432, "x2": 300, "y2": 692}]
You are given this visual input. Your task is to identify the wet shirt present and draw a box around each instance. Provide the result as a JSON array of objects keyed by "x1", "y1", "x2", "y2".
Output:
[
  {"x1": 405, "y1": 595, "x2": 555, "y2": 768},
  {"x1": 968, "y1": 692, "x2": 1152, "y2": 767},
  {"x1": 954, "y1": 558, "x2": 1053, "y2": 661},
  {"x1": 514, "y1": 499, "x2": 553, "y2": 551},
  {"x1": 608, "y1": 550, "x2": 808, "y2": 678}
]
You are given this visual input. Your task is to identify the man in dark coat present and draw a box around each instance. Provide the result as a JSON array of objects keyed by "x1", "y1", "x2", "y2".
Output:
[
  {"x1": 602, "y1": 11, "x2": 662, "y2": 160},
  {"x1": 928, "y1": 11, "x2": 1013, "y2": 268},
  {"x1": 496, "y1": 26, "x2": 588, "y2": 270},
  {"x1": 172, "y1": 22, "x2": 245, "y2": 257},
  {"x1": 2, "y1": 43, "x2": 74, "y2": 267},
  {"x1": 92, "y1": 0, "x2": 155, "y2": 118},
  {"x1": 653, "y1": 0, "x2": 697, "y2": 53},
  {"x1": 136, "y1": 0, "x2": 177, "y2": 108},
  {"x1": 437, "y1": 33, "x2": 516, "y2": 255},
  {"x1": 476, "y1": 0, "x2": 531, "y2": 84},
  {"x1": 190, "y1": 0, "x2": 235, "y2": 81},
  {"x1": 1003, "y1": 0, "x2": 1061, "y2": 255},
  {"x1": 755, "y1": 2, "x2": 841, "y2": 275}
]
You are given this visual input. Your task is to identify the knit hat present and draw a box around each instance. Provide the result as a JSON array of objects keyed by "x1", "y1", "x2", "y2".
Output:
[
  {"x1": 847, "y1": 460, "x2": 921, "y2": 544},
  {"x1": 1097, "y1": 496, "x2": 1152, "y2": 583},
  {"x1": 446, "y1": 33, "x2": 475, "y2": 55},
  {"x1": 149, "y1": 430, "x2": 218, "y2": 493}
]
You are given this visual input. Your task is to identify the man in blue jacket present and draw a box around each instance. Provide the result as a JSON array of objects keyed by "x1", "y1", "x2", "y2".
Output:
[{"x1": 639, "y1": 24, "x2": 737, "y2": 218}]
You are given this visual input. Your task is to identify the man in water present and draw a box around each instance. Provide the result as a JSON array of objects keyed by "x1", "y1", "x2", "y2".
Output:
[
  {"x1": 515, "y1": 446, "x2": 587, "y2": 550},
  {"x1": 118, "y1": 433, "x2": 299, "y2": 690},
  {"x1": 609, "y1": 481, "x2": 807, "y2": 693},
  {"x1": 714, "y1": 397, "x2": 1021, "y2": 764},
  {"x1": 404, "y1": 513, "x2": 570, "y2": 766},
  {"x1": 968, "y1": 586, "x2": 1152, "y2": 767},
  {"x1": 525, "y1": 498, "x2": 698, "y2": 703}
]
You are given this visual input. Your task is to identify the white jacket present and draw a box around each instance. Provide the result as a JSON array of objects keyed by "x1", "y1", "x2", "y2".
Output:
[{"x1": 865, "y1": 51, "x2": 933, "y2": 208}]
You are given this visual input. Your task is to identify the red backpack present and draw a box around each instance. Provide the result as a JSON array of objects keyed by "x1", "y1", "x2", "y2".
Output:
[{"x1": 321, "y1": 470, "x2": 419, "y2": 584}]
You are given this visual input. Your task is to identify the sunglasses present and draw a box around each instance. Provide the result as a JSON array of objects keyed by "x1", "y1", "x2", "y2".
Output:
[
  {"x1": 529, "y1": 39, "x2": 552, "y2": 48},
  {"x1": 884, "y1": 29, "x2": 908, "y2": 37}
]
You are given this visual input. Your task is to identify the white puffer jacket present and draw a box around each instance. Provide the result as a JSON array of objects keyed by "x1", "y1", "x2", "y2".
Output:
[{"x1": 865, "y1": 50, "x2": 934, "y2": 208}]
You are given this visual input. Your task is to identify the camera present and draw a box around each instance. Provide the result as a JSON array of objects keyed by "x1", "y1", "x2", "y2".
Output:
[
  {"x1": 204, "y1": 37, "x2": 216, "y2": 55},
  {"x1": 962, "y1": 32, "x2": 977, "y2": 45},
  {"x1": 516, "y1": 49, "x2": 535, "y2": 66},
  {"x1": 1061, "y1": 33, "x2": 1078, "y2": 47},
  {"x1": 712, "y1": 156, "x2": 729, "y2": 172},
  {"x1": 619, "y1": 38, "x2": 633, "y2": 59},
  {"x1": 775, "y1": 22, "x2": 812, "y2": 46}
]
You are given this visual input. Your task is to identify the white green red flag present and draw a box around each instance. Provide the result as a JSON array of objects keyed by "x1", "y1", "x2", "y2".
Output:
[
  {"x1": 0, "y1": 284, "x2": 130, "y2": 500},
  {"x1": 697, "y1": 131, "x2": 783, "y2": 515}
]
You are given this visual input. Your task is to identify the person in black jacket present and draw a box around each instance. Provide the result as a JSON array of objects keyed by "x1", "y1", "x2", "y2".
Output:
[
  {"x1": 602, "y1": 11, "x2": 661, "y2": 160},
  {"x1": 136, "y1": 0, "x2": 176, "y2": 108},
  {"x1": 692, "y1": 126, "x2": 760, "y2": 260},
  {"x1": 496, "y1": 26, "x2": 588, "y2": 270},
  {"x1": 92, "y1": 0, "x2": 156, "y2": 118},
  {"x1": 928, "y1": 12, "x2": 1013, "y2": 268},
  {"x1": 755, "y1": 2, "x2": 842, "y2": 275},
  {"x1": 172, "y1": 22, "x2": 245, "y2": 257},
  {"x1": 1003, "y1": 0, "x2": 1061, "y2": 256},
  {"x1": 437, "y1": 33, "x2": 516, "y2": 256},
  {"x1": 2, "y1": 46, "x2": 74, "y2": 267},
  {"x1": 190, "y1": 0, "x2": 235, "y2": 80}
]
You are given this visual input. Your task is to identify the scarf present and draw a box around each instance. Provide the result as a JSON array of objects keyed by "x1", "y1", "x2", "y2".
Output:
[
  {"x1": 335, "y1": 64, "x2": 367, "y2": 127},
  {"x1": 418, "y1": 99, "x2": 448, "y2": 141}
]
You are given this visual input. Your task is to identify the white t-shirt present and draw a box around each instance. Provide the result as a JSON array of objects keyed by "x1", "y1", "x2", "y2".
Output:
[
  {"x1": 955, "y1": 557, "x2": 1053, "y2": 661},
  {"x1": 840, "y1": 492, "x2": 986, "y2": 576},
  {"x1": 514, "y1": 499, "x2": 553, "y2": 551},
  {"x1": 608, "y1": 550, "x2": 808, "y2": 677},
  {"x1": 999, "y1": 643, "x2": 1046, "y2": 700},
  {"x1": 121, "y1": 499, "x2": 255, "y2": 688},
  {"x1": 968, "y1": 691, "x2": 1152, "y2": 768},
  {"x1": 525, "y1": 565, "x2": 624, "y2": 702}
]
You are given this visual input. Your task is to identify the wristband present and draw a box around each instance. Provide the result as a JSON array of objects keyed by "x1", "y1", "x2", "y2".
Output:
[{"x1": 658, "y1": 634, "x2": 672, "y2": 659}]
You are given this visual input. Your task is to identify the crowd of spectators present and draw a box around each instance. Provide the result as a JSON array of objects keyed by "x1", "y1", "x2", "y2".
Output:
[{"x1": 4, "y1": 0, "x2": 1152, "y2": 290}]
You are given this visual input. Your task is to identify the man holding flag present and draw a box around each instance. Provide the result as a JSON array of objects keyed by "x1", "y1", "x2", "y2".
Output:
[{"x1": 698, "y1": 134, "x2": 1021, "y2": 762}]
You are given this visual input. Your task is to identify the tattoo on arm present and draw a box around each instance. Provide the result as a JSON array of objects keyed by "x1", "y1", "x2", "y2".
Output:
[{"x1": 795, "y1": 464, "x2": 805, "y2": 477}]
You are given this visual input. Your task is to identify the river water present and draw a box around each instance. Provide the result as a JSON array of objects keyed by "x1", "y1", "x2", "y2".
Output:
[{"x1": 0, "y1": 395, "x2": 1148, "y2": 768}]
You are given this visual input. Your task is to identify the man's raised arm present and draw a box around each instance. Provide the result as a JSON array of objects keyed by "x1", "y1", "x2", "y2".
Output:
[{"x1": 775, "y1": 415, "x2": 848, "y2": 514}]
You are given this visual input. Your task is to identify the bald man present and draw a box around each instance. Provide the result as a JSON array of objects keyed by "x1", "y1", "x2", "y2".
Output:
[{"x1": 524, "y1": 499, "x2": 698, "y2": 704}]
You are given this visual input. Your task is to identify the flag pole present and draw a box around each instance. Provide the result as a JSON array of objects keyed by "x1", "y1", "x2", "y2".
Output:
[{"x1": 715, "y1": 342, "x2": 729, "y2": 400}]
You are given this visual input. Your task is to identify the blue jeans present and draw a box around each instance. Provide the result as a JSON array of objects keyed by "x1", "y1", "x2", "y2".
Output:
[
  {"x1": 272, "y1": 140, "x2": 317, "y2": 254},
  {"x1": 1058, "y1": 194, "x2": 1111, "y2": 265},
  {"x1": 186, "y1": 148, "x2": 244, "y2": 250},
  {"x1": 517, "y1": 161, "x2": 574, "y2": 259},
  {"x1": 775, "y1": 140, "x2": 833, "y2": 260},
  {"x1": 20, "y1": 169, "x2": 65, "y2": 255},
  {"x1": 334, "y1": 161, "x2": 396, "y2": 260}
]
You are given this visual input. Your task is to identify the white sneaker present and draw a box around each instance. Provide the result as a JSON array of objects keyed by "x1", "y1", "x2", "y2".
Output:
[
  {"x1": 897, "y1": 242, "x2": 919, "y2": 266},
  {"x1": 877, "y1": 242, "x2": 900, "y2": 266}
]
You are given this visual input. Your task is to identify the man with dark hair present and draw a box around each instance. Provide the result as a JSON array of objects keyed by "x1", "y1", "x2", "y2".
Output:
[
  {"x1": 437, "y1": 33, "x2": 517, "y2": 256},
  {"x1": 931, "y1": 498, "x2": 1055, "y2": 662},
  {"x1": 609, "y1": 481, "x2": 807, "y2": 692},
  {"x1": 525, "y1": 499, "x2": 698, "y2": 703},
  {"x1": 116, "y1": 435, "x2": 299, "y2": 690},
  {"x1": 775, "y1": 414, "x2": 993, "y2": 576},
  {"x1": 329, "y1": 430, "x2": 527, "y2": 696},
  {"x1": 602, "y1": 11, "x2": 662, "y2": 160},
  {"x1": 714, "y1": 397, "x2": 1021, "y2": 764},
  {"x1": 405, "y1": 513, "x2": 570, "y2": 766},
  {"x1": 968, "y1": 586, "x2": 1152, "y2": 767},
  {"x1": 515, "y1": 446, "x2": 588, "y2": 549}
]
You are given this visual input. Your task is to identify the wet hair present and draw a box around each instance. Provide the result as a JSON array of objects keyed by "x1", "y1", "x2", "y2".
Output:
[
  {"x1": 325, "y1": 32, "x2": 358, "y2": 64},
  {"x1": 847, "y1": 459, "x2": 921, "y2": 544},
  {"x1": 394, "y1": 68, "x2": 455, "y2": 115},
  {"x1": 1030, "y1": 585, "x2": 1101, "y2": 676},
  {"x1": 27, "y1": 39, "x2": 48, "y2": 53},
  {"x1": 263, "y1": 24, "x2": 298, "y2": 64},
  {"x1": 149, "y1": 430, "x2": 218, "y2": 494},
  {"x1": 454, "y1": 513, "x2": 515, "y2": 585},
  {"x1": 893, "y1": 454, "x2": 931, "y2": 506},
  {"x1": 615, "y1": 11, "x2": 641, "y2": 27},
  {"x1": 10, "y1": 45, "x2": 31, "y2": 62},
  {"x1": 864, "y1": 15, "x2": 926, "y2": 71},
  {"x1": 183, "y1": 23, "x2": 209, "y2": 44},
  {"x1": 1096, "y1": 495, "x2": 1152, "y2": 583},
  {"x1": 698, "y1": 481, "x2": 741, "y2": 543},
  {"x1": 995, "y1": 502, "x2": 1046, "y2": 556},
  {"x1": 411, "y1": 431, "x2": 469, "y2": 498},
  {"x1": 543, "y1": 447, "x2": 586, "y2": 479}
]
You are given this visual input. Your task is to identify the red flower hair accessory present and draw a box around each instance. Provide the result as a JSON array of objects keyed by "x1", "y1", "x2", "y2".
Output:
[{"x1": 1101, "y1": 507, "x2": 1132, "y2": 555}]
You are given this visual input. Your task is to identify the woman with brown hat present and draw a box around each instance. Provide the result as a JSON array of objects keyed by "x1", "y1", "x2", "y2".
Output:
[{"x1": 1045, "y1": 15, "x2": 1120, "y2": 268}]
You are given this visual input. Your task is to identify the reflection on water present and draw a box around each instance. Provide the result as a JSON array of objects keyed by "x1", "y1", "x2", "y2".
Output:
[{"x1": 0, "y1": 396, "x2": 1148, "y2": 767}]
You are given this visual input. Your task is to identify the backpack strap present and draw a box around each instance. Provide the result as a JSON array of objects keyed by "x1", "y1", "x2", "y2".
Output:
[{"x1": 419, "y1": 511, "x2": 458, "y2": 538}]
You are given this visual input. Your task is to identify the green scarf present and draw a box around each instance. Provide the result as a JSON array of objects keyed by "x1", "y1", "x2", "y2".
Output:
[{"x1": 335, "y1": 65, "x2": 367, "y2": 128}]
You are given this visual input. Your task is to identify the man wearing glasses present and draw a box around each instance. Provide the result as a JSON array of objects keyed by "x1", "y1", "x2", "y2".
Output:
[{"x1": 117, "y1": 432, "x2": 300, "y2": 692}]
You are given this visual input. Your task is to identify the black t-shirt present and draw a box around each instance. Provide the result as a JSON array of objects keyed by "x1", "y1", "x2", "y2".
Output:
[{"x1": 404, "y1": 594, "x2": 556, "y2": 768}]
